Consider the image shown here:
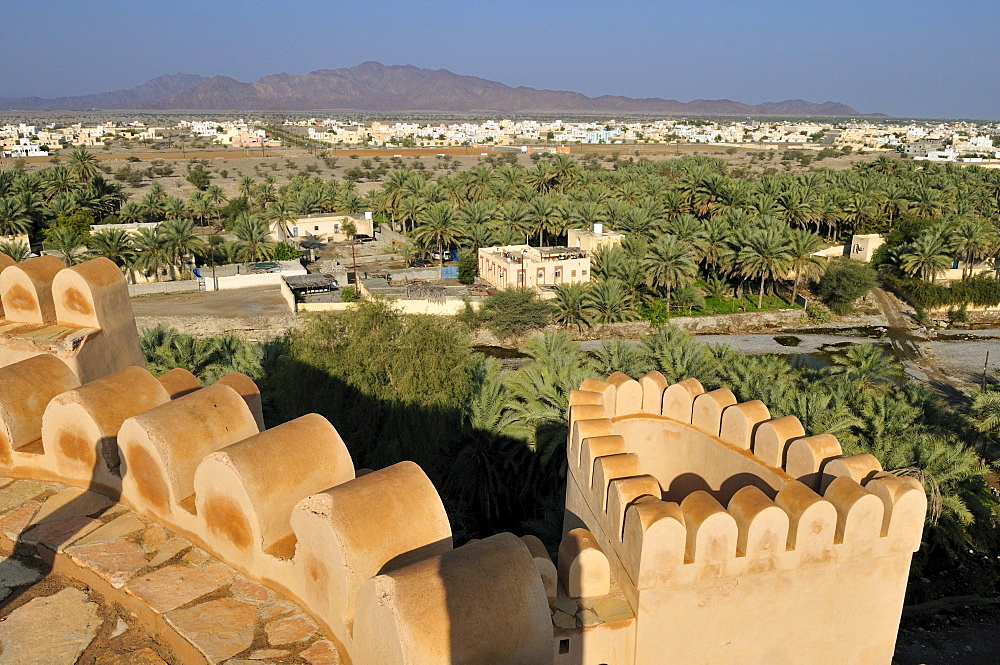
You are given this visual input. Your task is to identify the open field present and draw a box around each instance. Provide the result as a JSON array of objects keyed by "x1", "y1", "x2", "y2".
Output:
[{"x1": 0, "y1": 141, "x2": 886, "y2": 204}]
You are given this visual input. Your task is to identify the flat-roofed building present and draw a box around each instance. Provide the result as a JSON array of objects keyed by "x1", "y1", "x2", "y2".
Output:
[
  {"x1": 478, "y1": 245, "x2": 590, "y2": 290},
  {"x1": 567, "y1": 224, "x2": 624, "y2": 253},
  {"x1": 282, "y1": 212, "x2": 374, "y2": 244}
]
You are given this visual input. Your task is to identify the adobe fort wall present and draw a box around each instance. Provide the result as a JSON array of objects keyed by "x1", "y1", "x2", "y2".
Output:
[
  {"x1": 0, "y1": 256, "x2": 926, "y2": 665},
  {"x1": 0, "y1": 257, "x2": 552, "y2": 665},
  {"x1": 558, "y1": 371, "x2": 925, "y2": 665}
]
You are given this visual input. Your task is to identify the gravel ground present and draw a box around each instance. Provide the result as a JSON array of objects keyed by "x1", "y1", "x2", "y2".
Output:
[{"x1": 924, "y1": 330, "x2": 1000, "y2": 390}]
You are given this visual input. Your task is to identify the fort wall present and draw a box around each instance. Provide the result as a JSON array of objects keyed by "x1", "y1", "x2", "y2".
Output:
[{"x1": 0, "y1": 256, "x2": 926, "y2": 665}]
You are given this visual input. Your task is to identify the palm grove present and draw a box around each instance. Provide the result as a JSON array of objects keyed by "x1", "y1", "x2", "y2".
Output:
[{"x1": 5, "y1": 146, "x2": 1000, "y2": 605}]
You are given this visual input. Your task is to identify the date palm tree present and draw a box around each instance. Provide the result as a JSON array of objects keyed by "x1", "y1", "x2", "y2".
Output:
[
  {"x1": 642, "y1": 234, "x2": 698, "y2": 310},
  {"x1": 736, "y1": 224, "x2": 793, "y2": 308},
  {"x1": 552, "y1": 282, "x2": 592, "y2": 331},
  {"x1": 951, "y1": 217, "x2": 996, "y2": 279},
  {"x1": 266, "y1": 200, "x2": 298, "y2": 243},
  {"x1": 160, "y1": 218, "x2": 206, "y2": 279},
  {"x1": 187, "y1": 191, "x2": 213, "y2": 228},
  {"x1": 69, "y1": 147, "x2": 99, "y2": 182},
  {"x1": 897, "y1": 227, "x2": 954, "y2": 282},
  {"x1": 586, "y1": 278, "x2": 636, "y2": 323},
  {"x1": 232, "y1": 214, "x2": 276, "y2": 263},
  {"x1": 527, "y1": 194, "x2": 562, "y2": 247},
  {"x1": 132, "y1": 227, "x2": 168, "y2": 282},
  {"x1": 89, "y1": 228, "x2": 137, "y2": 282},
  {"x1": 45, "y1": 226, "x2": 88, "y2": 266},
  {"x1": 414, "y1": 202, "x2": 466, "y2": 267},
  {"x1": 0, "y1": 198, "x2": 32, "y2": 240},
  {"x1": 787, "y1": 228, "x2": 826, "y2": 304},
  {"x1": 0, "y1": 240, "x2": 30, "y2": 262}
]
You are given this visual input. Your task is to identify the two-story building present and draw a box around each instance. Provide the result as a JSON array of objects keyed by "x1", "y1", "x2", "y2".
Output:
[
  {"x1": 478, "y1": 245, "x2": 590, "y2": 290},
  {"x1": 567, "y1": 224, "x2": 624, "y2": 253}
]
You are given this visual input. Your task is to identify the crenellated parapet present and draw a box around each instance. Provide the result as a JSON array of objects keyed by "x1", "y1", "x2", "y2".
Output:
[
  {"x1": 558, "y1": 371, "x2": 926, "y2": 665},
  {"x1": 0, "y1": 256, "x2": 144, "y2": 383},
  {"x1": 0, "y1": 258, "x2": 553, "y2": 665}
]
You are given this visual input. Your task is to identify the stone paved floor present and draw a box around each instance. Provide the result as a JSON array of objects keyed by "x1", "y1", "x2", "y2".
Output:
[
  {"x1": 0, "y1": 477, "x2": 340, "y2": 664},
  {"x1": 0, "y1": 568, "x2": 176, "y2": 664}
]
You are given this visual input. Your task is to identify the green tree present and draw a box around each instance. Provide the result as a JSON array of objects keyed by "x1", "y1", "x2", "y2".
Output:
[
  {"x1": 69, "y1": 147, "x2": 99, "y2": 182},
  {"x1": 787, "y1": 228, "x2": 826, "y2": 304},
  {"x1": 642, "y1": 235, "x2": 698, "y2": 309},
  {"x1": 479, "y1": 288, "x2": 554, "y2": 341},
  {"x1": 552, "y1": 282, "x2": 592, "y2": 331},
  {"x1": 415, "y1": 202, "x2": 466, "y2": 267},
  {"x1": 816, "y1": 257, "x2": 878, "y2": 314},
  {"x1": 897, "y1": 227, "x2": 954, "y2": 282},
  {"x1": 0, "y1": 240, "x2": 30, "y2": 262},
  {"x1": 89, "y1": 228, "x2": 136, "y2": 281},
  {"x1": 0, "y1": 198, "x2": 32, "y2": 240},
  {"x1": 44, "y1": 226, "x2": 88, "y2": 265},
  {"x1": 736, "y1": 225, "x2": 793, "y2": 309},
  {"x1": 232, "y1": 214, "x2": 276, "y2": 263},
  {"x1": 160, "y1": 218, "x2": 206, "y2": 279},
  {"x1": 185, "y1": 165, "x2": 211, "y2": 190}
]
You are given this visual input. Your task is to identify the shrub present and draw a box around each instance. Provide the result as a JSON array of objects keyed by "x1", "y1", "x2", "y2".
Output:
[
  {"x1": 805, "y1": 303, "x2": 834, "y2": 323},
  {"x1": 340, "y1": 286, "x2": 360, "y2": 302},
  {"x1": 478, "y1": 288, "x2": 554, "y2": 341},
  {"x1": 816, "y1": 258, "x2": 877, "y2": 314},
  {"x1": 457, "y1": 254, "x2": 477, "y2": 284},
  {"x1": 639, "y1": 301, "x2": 669, "y2": 326},
  {"x1": 272, "y1": 242, "x2": 302, "y2": 261}
]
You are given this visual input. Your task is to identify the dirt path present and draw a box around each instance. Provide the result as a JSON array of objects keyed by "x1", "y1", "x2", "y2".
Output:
[{"x1": 871, "y1": 288, "x2": 965, "y2": 403}]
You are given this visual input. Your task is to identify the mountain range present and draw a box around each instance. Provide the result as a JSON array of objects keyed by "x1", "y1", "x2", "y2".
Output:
[{"x1": 0, "y1": 62, "x2": 875, "y2": 116}]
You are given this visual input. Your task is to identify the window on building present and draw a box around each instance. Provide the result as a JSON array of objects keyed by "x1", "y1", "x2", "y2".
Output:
[
  {"x1": 559, "y1": 639, "x2": 569, "y2": 654},
  {"x1": 314, "y1": 226, "x2": 320, "y2": 231},
  {"x1": 571, "y1": 270, "x2": 577, "y2": 278}
]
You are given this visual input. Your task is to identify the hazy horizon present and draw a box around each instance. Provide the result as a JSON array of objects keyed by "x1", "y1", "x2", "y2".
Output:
[{"x1": 2, "y1": 0, "x2": 997, "y2": 121}]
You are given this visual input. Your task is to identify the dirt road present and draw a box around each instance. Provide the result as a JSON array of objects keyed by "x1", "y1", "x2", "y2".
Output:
[{"x1": 871, "y1": 288, "x2": 965, "y2": 402}]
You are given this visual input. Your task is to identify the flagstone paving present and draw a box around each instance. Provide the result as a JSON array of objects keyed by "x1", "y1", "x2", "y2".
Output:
[{"x1": 0, "y1": 477, "x2": 341, "y2": 664}]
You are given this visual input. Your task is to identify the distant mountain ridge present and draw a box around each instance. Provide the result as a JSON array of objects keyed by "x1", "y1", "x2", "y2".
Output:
[{"x1": 0, "y1": 62, "x2": 875, "y2": 116}]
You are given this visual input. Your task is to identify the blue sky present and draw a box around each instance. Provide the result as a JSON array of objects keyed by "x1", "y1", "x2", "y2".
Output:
[{"x1": 2, "y1": 0, "x2": 997, "y2": 119}]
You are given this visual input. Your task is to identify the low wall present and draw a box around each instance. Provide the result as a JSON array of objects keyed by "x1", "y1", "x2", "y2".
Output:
[
  {"x1": 667, "y1": 309, "x2": 803, "y2": 333},
  {"x1": 298, "y1": 297, "x2": 478, "y2": 315},
  {"x1": 128, "y1": 280, "x2": 199, "y2": 297},
  {"x1": 279, "y1": 276, "x2": 298, "y2": 313},
  {"x1": 298, "y1": 301, "x2": 354, "y2": 313}
]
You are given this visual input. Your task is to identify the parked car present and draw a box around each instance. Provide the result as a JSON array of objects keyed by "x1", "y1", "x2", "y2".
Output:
[
  {"x1": 413, "y1": 258, "x2": 433, "y2": 267},
  {"x1": 354, "y1": 234, "x2": 375, "y2": 243}
]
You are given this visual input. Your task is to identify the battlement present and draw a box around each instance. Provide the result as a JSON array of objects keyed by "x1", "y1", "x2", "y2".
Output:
[
  {"x1": 0, "y1": 257, "x2": 553, "y2": 665},
  {"x1": 558, "y1": 372, "x2": 926, "y2": 665},
  {"x1": 0, "y1": 256, "x2": 144, "y2": 383}
]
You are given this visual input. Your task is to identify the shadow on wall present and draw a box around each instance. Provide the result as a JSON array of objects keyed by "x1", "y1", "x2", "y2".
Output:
[{"x1": 259, "y1": 355, "x2": 567, "y2": 546}]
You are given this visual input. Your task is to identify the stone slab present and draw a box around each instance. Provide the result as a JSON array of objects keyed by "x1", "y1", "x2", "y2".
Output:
[
  {"x1": 65, "y1": 537, "x2": 150, "y2": 588},
  {"x1": 166, "y1": 596, "x2": 256, "y2": 664},
  {"x1": 29, "y1": 487, "x2": 112, "y2": 526},
  {"x1": 265, "y1": 614, "x2": 318, "y2": 645},
  {"x1": 0, "y1": 481, "x2": 51, "y2": 513},
  {"x1": 594, "y1": 596, "x2": 633, "y2": 623},
  {"x1": 0, "y1": 587, "x2": 100, "y2": 665},
  {"x1": 21, "y1": 515, "x2": 103, "y2": 552},
  {"x1": 0, "y1": 499, "x2": 42, "y2": 538},
  {"x1": 0, "y1": 556, "x2": 44, "y2": 587},
  {"x1": 301, "y1": 640, "x2": 341, "y2": 665},
  {"x1": 126, "y1": 563, "x2": 236, "y2": 614},
  {"x1": 148, "y1": 537, "x2": 189, "y2": 567},
  {"x1": 74, "y1": 512, "x2": 147, "y2": 547},
  {"x1": 140, "y1": 525, "x2": 168, "y2": 553}
]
